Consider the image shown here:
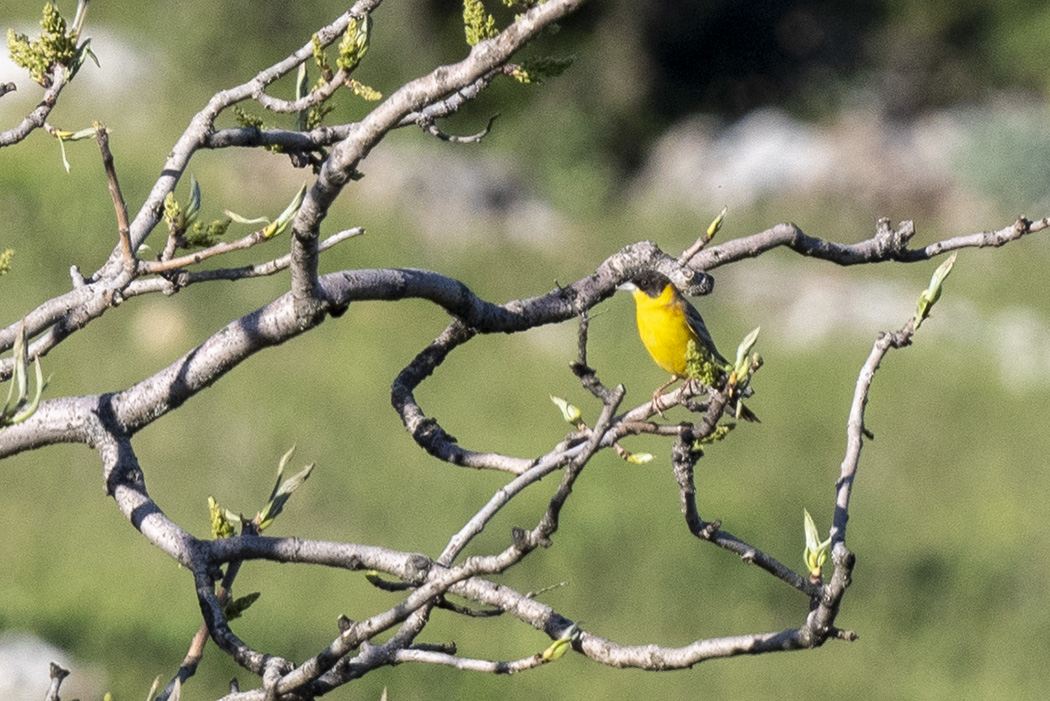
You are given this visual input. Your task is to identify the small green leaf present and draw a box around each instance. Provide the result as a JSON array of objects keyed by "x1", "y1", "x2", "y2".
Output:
[
  {"x1": 233, "y1": 105, "x2": 264, "y2": 130},
  {"x1": 306, "y1": 101, "x2": 335, "y2": 131},
  {"x1": 348, "y1": 78, "x2": 382, "y2": 101},
  {"x1": 337, "y1": 14, "x2": 372, "y2": 73},
  {"x1": 208, "y1": 496, "x2": 237, "y2": 539},
  {"x1": 694, "y1": 423, "x2": 734, "y2": 448},
  {"x1": 549, "y1": 395, "x2": 582, "y2": 426},
  {"x1": 294, "y1": 63, "x2": 309, "y2": 131},
  {"x1": 706, "y1": 205, "x2": 728, "y2": 240},
  {"x1": 225, "y1": 591, "x2": 262, "y2": 620},
  {"x1": 803, "y1": 508, "x2": 832, "y2": 578},
  {"x1": 732, "y1": 326, "x2": 760, "y2": 381},
  {"x1": 10, "y1": 357, "x2": 46, "y2": 424},
  {"x1": 261, "y1": 183, "x2": 307, "y2": 239},
  {"x1": 541, "y1": 624, "x2": 580, "y2": 662},
  {"x1": 70, "y1": 37, "x2": 98, "y2": 79},
  {"x1": 185, "y1": 175, "x2": 202, "y2": 222},
  {"x1": 510, "y1": 55, "x2": 574, "y2": 84},
  {"x1": 164, "y1": 178, "x2": 205, "y2": 237},
  {"x1": 463, "y1": 0, "x2": 499, "y2": 46},
  {"x1": 54, "y1": 126, "x2": 96, "y2": 140},
  {"x1": 57, "y1": 134, "x2": 70, "y2": 172},
  {"x1": 164, "y1": 192, "x2": 183, "y2": 231},
  {"x1": 12, "y1": 323, "x2": 28, "y2": 405},
  {"x1": 144, "y1": 676, "x2": 161, "y2": 701},
  {"x1": 2, "y1": 321, "x2": 49, "y2": 427},
  {"x1": 223, "y1": 210, "x2": 270, "y2": 227},
  {"x1": 51, "y1": 126, "x2": 94, "y2": 173},
  {"x1": 312, "y1": 33, "x2": 333, "y2": 80},
  {"x1": 258, "y1": 446, "x2": 314, "y2": 531},
  {"x1": 625, "y1": 452, "x2": 654, "y2": 465},
  {"x1": 915, "y1": 253, "x2": 958, "y2": 328}
]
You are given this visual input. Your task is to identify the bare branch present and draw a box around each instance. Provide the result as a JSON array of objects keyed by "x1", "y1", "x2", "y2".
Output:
[
  {"x1": 289, "y1": 0, "x2": 586, "y2": 316},
  {"x1": 254, "y1": 70, "x2": 347, "y2": 114},
  {"x1": 203, "y1": 124, "x2": 352, "y2": 151},
  {"x1": 94, "y1": 123, "x2": 135, "y2": 268},
  {"x1": 126, "y1": 228, "x2": 362, "y2": 296},
  {"x1": 418, "y1": 113, "x2": 499, "y2": 143},
  {"x1": 672, "y1": 426, "x2": 819, "y2": 598},
  {"x1": 397, "y1": 74, "x2": 500, "y2": 128},
  {"x1": 693, "y1": 216, "x2": 1050, "y2": 272},
  {"x1": 43, "y1": 662, "x2": 70, "y2": 701},
  {"x1": 831, "y1": 319, "x2": 917, "y2": 550},
  {"x1": 141, "y1": 228, "x2": 277, "y2": 274},
  {"x1": 89, "y1": 0, "x2": 384, "y2": 281},
  {"x1": 447, "y1": 573, "x2": 849, "y2": 671},
  {"x1": 392, "y1": 648, "x2": 546, "y2": 674},
  {"x1": 0, "y1": 65, "x2": 70, "y2": 147},
  {"x1": 7, "y1": 0, "x2": 1050, "y2": 695}
]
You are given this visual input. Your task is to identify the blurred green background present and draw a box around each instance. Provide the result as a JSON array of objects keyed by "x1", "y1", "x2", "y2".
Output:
[{"x1": 4, "y1": 1, "x2": 1050, "y2": 699}]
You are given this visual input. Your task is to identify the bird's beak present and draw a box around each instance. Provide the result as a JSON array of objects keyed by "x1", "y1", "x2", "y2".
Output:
[{"x1": 617, "y1": 281, "x2": 637, "y2": 292}]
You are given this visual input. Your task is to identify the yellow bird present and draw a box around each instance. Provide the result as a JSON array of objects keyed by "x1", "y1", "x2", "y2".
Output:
[{"x1": 621, "y1": 271, "x2": 728, "y2": 414}]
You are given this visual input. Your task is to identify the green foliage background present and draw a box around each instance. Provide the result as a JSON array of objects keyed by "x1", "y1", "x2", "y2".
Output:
[{"x1": 4, "y1": 1, "x2": 1050, "y2": 699}]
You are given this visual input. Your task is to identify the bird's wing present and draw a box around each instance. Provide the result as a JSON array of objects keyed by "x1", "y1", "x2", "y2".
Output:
[{"x1": 684, "y1": 300, "x2": 728, "y2": 366}]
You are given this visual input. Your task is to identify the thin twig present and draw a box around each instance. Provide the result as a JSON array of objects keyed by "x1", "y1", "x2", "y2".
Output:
[
  {"x1": 142, "y1": 229, "x2": 272, "y2": 274},
  {"x1": 417, "y1": 114, "x2": 498, "y2": 143},
  {"x1": 158, "y1": 524, "x2": 255, "y2": 701},
  {"x1": 831, "y1": 318, "x2": 916, "y2": 548},
  {"x1": 392, "y1": 648, "x2": 546, "y2": 673},
  {"x1": 0, "y1": 64, "x2": 69, "y2": 147},
  {"x1": 94, "y1": 123, "x2": 135, "y2": 268},
  {"x1": 126, "y1": 228, "x2": 363, "y2": 296},
  {"x1": 254, "y1": 69, "x2": 347, "y2": 114},
  {"x1": 670, "y1": 409, "x2": 819, "y2": 597},
  {"x1": 679, "y1": 204, "x2": 727, "y2": 264},
  {"x1": 44, "y1": 663, "x2": 70, "y2": 701}
]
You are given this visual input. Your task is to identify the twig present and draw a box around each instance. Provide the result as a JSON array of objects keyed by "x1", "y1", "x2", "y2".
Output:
[
  {"x1": 158, "y1": 525, "x2": 255, "y2": 701},
  {"x1": 270, "y1": 555, "x2": 520, "y2": 695},
  {"x1": 392, "y1": 648, "x2": 547, "y2": 673},
  {"x1": 435, "y1": 596, "x2": 503, "y2": 617},
  {"x1": 679, "y1": 204, "x2": 727, "y2": 264},
  {"x1": 693, "y1": 216, "x2": 1050, "y2": 272},
  {"x1": 126, "y1": 228, "x2": 363, "y2": 296},
  {"x1": 445, "y1": 388, "x2": 625, "y2": 575},
  {"x1": 831, "y1": 318, "x2": 916, "y2": 549},
  {"x1": 254, "y1": 69, "x2": 347, "y2": 114},
  {"x1": 671, "y1": 411, "x2": 819, "y2": 597},
  {"x1": 397, "y1": 74, "x2": 499, "y2": 128},
  {"x1": 571, "y1": 309, "x2": 618, "y2": 403},
  {"x1": 94, "y1": 123, "x2": 135, "y2": 267},
  {"x1": 390, "y1": 319, "x2": 535, "y2": 474},
  {"x1": 44, "y1": 663, "x2": 70, "y2": 701},
  {"x1": 0, "y1": 65, "x2": 69, "y2": 147},
  {"x1": 417, "y1": 114, "x2": 498, "y2": 143},
  {"x1": 142, "y1": 229, "x2": 272, "y2": 274}
]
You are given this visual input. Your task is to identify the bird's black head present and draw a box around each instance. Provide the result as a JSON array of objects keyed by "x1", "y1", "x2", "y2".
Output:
[{"x1": 631, "y1": 271, "x2": 673, "y2": 298}]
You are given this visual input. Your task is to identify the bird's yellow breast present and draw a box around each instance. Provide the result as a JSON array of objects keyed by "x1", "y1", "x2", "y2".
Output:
[{"x1": 631, "y1": 285, "x2": 697, "y2": 377}]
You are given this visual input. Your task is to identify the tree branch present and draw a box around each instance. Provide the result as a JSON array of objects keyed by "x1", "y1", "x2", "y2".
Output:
[
  {"x1": 0, "y1": 65, "x2": 70, "y2": 147},
  {"x1": 94, "y1": 123, "x2": 135, "y2": 268}
]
